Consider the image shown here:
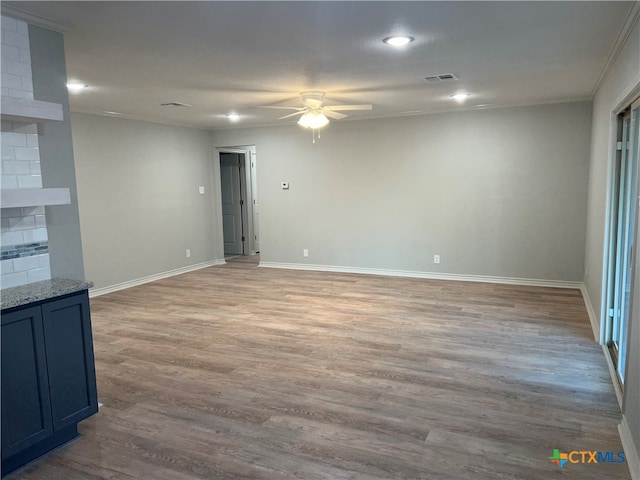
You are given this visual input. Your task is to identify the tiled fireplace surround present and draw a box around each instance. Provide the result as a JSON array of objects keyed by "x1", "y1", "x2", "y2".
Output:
[{"x1": 1, "y1": 15, "x2": 51, "y2": 288}]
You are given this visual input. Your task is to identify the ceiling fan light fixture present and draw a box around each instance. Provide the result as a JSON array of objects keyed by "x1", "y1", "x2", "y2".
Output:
[
  {"x1": 383, "y1": 36, "x2": 414, "y2": 47},
  {"x1": 298, "y1": 112, "x2": 329, "y2": 129}
]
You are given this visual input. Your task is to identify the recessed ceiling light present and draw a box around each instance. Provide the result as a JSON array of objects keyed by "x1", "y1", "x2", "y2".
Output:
[
  {"x1": 226, "y1": 113, "x2": 240, "y2": 121},
  {"x1": 383, "y1": 36, "x2": 414, "y2": 47},
  {"x1": 66, "y1": 82, "x2": 88, "y2": 92},
  {"x1": 451, "y1": 93, "x2": 470, "y2": 102}
]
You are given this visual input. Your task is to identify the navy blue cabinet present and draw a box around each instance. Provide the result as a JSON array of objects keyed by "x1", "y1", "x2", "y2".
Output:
[
  {"x1": 1, "y1": 306, "x2": 53, "y2": 459},
  {"x1": 1, "y1": 290, "x2": 98, "y2": 475}
]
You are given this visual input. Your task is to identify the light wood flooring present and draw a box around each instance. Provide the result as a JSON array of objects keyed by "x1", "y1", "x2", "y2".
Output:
[{"x1": 10, "y1": 261, "x2": 630, "y2": 479}]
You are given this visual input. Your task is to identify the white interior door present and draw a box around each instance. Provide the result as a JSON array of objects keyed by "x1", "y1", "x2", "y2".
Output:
[{"x1": 220, "y1": 154, "x2": 244, "y2": 255}]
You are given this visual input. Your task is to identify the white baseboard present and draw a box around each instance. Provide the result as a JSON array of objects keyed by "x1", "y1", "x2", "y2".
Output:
[
  {"x1": 89, "y1": 259, "x2": 226, "y2": 297},
  {"x1": 602, "y1": 344, "x2": 624, "y2": 408},
  {"x1": 258, "y1": 262, "x2": 581, "y2": 289},
  {"x1": 580, "y1": 284, "x2": 601, "y2": 342},
  {"x1": 620, "y1": 415, "x2": 640, "y2": 480}
]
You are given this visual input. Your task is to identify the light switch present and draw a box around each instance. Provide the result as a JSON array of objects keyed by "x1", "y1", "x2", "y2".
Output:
[
  {"x1": 199, "y1": 186, "x2": 205, "y2": 194},
  {"x1": 281, "y1": 182, "x2": 289, "y2": 190}
]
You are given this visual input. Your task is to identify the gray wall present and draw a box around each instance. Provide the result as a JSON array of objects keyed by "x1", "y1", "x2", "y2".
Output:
[
  {"x1": 71, "y1": 113, "x2": 220, "y2": 289},
  {"x1": 585, "y1": 16, "x2": 640, "y2": 466},
  {"x1": 213, "y1": 102, "x2": 592, "y2": 282},
  {"x1": 30, "y1": 24, "x2": 85, "y2": 280}
]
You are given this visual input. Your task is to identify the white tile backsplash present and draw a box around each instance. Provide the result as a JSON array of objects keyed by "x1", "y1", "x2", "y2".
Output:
[
  {"x1": 15, "y1": 146, "x2": 39, "y2": 160},
  {"x1": 7, "y1": 89, "x2": 33, "y2": 100},
  {"x1": 3, "y1": 30, "x2": 29, "y2": 49},
  {"x1": 1, "y1": 44, "x2": 19, "y2": 61},
  {"x1": 13, "y1": 254, "x2": 39, "y2": 272},
  {"x1": 17, "y1": 174, "x2": 42, "y2": 188},
  {"x1": 37, "y1": 253, "x2": 50, "y2": 268},
  {"x1": 2, "y1": 160, "x2": 31, "y2": 174},
  {"x1": 1, "y1": 15, "x2": 50, "y2": 288},
  {"x1": 1, "y1": 175, "x2": 17, "y2": 189},
  {"x1": 22, "y1": 228, "x2": 48, "y2": 243},
  {"x1": 1, "y1": 230, "x2": 23, "y2": 245},
  {"x1": 7, "y1": 60, "x2": 31, "y2": 78},
  {"x1": 16, "y1": 21, "x2": 27, "y2": 35},
  {"x1": 18, "y1": 46, "x2": 30, "y2": 61},
  {"x1": 1, "y1": 15, "x2": 17, "y2": 32},
  {"x1": 1, "y1": 73, "x2": 23, "y2": 90},
  {"x1": 1, "y1": 271, "x2": 28, "y2": 288},
  {"x1": 20, "y1": 206, "x2": 44, "y2": 215},
  {"x1": 1, "y1": 132, "x2": 28, "y2": 147},
  {"x1": 2, "y1": 207, "x2": 23, "y2": 217},
  {"x1": 27, "y1": 266, "x2": 51, "y2": 283},
  {"x1": 1, "y1": 259, "x2": 14, "y2": 274},
  {"x1": 8, "y1": 215, "x2": 35, "y2": 230},
  {"x1": 2, "y1": 147, "x2": 16, "y2": 160}
]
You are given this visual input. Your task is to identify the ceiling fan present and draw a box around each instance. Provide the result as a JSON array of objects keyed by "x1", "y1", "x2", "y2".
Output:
[{"x1": 260, "y1": 91, "x2": 373, "y2": 130}]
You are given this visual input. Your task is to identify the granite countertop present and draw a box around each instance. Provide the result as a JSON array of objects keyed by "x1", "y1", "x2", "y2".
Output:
[{"x1": 1, "y1": 278, "x2": 93, "y2": 310}]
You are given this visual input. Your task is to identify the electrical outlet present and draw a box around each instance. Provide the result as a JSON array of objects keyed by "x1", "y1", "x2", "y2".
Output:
[
  {"x1": 303, "y1": 249, "x2": 309, "y2": 257},
  {"x1": 198, "y1": 186, "x2": 205, "y2": 194},
  {"x1": 433, "y1": 254, "x2": 440, "y2": 264},
  {"x1": 186, "y1": 249, "x2": 191, "y2": 258}
]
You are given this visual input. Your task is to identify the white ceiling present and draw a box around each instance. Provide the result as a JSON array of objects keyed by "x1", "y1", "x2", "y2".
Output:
[{"x1": 3, "y1": 1, "x2": 635, "y2": 129}]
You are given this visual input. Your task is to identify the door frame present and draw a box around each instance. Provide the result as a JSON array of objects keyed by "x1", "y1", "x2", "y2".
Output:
[
  {"x1": 600, "y1": 90, "x2": 640, "y2": 403},
  {"x1": 216, "y1": 146, "x2": 257, "y2": 256}
]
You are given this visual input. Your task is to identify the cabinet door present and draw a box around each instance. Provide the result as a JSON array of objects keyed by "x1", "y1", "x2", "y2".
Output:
[
  {"x1": 41, "y1": 293, "x2": 98, "y2": 430},
  {"x1": 1, "y1": 306, "x2": 54, "y2": 459}
]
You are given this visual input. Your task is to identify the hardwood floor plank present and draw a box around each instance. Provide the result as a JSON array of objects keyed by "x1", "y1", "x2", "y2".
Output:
[{"x1": 7, "y1": 262, "x2": 630, "y2": 479}]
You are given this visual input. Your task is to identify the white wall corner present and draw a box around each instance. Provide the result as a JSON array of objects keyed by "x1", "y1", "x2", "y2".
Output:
[
  {"x1": 580, "y1": 283, "x2": 601, "y2": 342},
  {"x1": 619, "y1": 415, "x2": 640, "y2": 480}
]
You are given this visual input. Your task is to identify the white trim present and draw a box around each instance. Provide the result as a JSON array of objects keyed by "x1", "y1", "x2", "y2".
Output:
[
  {"x1": 89, "y1": 260, "x2": 226, "y2": 298},
  {"x1": 1, "y1": 5, "x2": 74, "y2": 32},
  {"x1": 591, "y1": 2, "x2": 640, "y2": 97},
  {"x1": 619, "y1": 415, "x2": 640, "y2": 480},
  {"x1": 602, "y1": 344, "x2": 624, "y2": 408},
  {"x1": 580, "y1": 284, "x2": 601, "y2": 342},
  {"x1": 259, "y1": 262, "x2": 581, "y2": 289}
]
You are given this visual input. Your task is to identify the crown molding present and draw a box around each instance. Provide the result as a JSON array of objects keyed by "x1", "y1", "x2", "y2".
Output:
[
  {"x1": 591, "y1": 1, "x2": 640, "y2": 96},
  {"x1": 1, "y1": 4, "x2": 73, "y2": 33}
]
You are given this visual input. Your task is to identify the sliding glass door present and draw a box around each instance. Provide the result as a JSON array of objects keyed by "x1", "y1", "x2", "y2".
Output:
[{"x1": 606, "y1": 98, "x2": 640, "y2": 383}]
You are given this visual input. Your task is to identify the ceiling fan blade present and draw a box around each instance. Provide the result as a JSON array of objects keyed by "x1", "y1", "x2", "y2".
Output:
[
  {"x1": 278, "y1": 111, "x2": 305, "y2": 120},
  {"x1": 323, "y1": 110, "x2": 347, "y2": 120},
  {"x1": 324, "y1": 104, "x2": 373, "y2": 111},
  {"x1": 258, "y1": 106, "x2": 304, "y2": 111}
]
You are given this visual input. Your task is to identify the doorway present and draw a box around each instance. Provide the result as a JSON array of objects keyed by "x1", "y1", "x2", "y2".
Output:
[
  {"x1": 217, "y1": 146, "x2": 259, "y2": 258},
  {"x1": 604, "y1": 96, "x2": 640, "y2": 385},
  {"x1": 220, "y1": 153, "x2": 245, "y2": 256}
]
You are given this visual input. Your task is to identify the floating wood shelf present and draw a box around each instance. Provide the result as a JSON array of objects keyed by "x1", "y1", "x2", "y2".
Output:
[
  {"x1": 1, "y1": 188, "x2": 71, "y2": 208},
  {"x1": 1, "y1": 96, "x2": 64, "y2": 123}
]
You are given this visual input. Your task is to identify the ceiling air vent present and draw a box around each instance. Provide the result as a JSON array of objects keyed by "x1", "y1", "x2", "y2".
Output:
[
  {"x1": 424, "y1": 73, "x2": 458, "y2": 83},
  {"x1": 160, "y1": 102, "x2": 192, "y2": 107}
]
